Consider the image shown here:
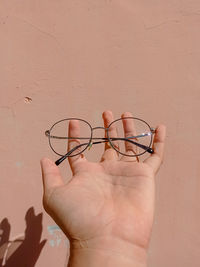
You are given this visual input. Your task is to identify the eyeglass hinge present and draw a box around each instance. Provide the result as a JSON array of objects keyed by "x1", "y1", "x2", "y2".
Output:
[{"x1": 45, "y1": 130, "x2": 50, "y2": 136}]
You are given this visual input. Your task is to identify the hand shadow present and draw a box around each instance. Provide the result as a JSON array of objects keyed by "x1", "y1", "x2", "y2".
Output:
[
  {"x1": 0, "y1": 218, "x2": 11, "y2": 266},
  {"x1": 0, "y1": 207, "x2": 46, "y2": 267}
]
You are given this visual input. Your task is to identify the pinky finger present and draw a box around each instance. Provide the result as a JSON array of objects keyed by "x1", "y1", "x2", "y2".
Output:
[{"x1": 144, "y1": 124, "x2": 166, "y2": 174}]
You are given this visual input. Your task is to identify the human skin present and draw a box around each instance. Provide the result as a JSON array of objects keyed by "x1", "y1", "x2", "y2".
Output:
[{"x1": 40, "y1": 110, "x2": 166, "y2": 267}]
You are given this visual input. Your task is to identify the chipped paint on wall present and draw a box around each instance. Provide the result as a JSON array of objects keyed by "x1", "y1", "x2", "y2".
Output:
[{"x1": 47, "y1": 225, "x2": 69, "y2": 248}]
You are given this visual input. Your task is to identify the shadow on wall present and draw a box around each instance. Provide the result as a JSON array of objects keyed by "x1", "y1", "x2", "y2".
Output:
[{"x1": 0, "y1": 207, "x2": 46, "y2": 267}]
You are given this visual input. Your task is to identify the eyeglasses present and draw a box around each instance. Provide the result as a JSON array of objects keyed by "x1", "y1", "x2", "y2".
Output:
[{"x1": 45, "y1": 117, "x2": 155, "y2": 166}]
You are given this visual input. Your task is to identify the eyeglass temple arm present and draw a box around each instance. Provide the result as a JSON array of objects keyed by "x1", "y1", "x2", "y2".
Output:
[
  {"x1": 55, "y1": 137, "x2": 153, "y2": 166},
  {"x1": 89, "y1": 137, "x2": 153, "y2": 153},
  {"x1": 55, "y1": 143, "x2": 84, "y2": 165}
]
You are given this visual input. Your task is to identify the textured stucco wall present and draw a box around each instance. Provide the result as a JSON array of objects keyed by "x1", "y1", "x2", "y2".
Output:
[{"x1": 0, "y1": 1, "x2": 200, "y2": 266}]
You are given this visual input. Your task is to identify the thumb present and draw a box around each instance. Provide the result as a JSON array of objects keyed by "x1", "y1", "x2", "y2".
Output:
[{"x1": 40, "y1": 158, "x2": 64, "y2": 195}]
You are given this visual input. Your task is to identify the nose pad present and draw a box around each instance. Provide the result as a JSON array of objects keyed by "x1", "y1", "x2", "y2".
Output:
[{"x1": 88, "y1": 141, "x2": 93, "y2": 150}]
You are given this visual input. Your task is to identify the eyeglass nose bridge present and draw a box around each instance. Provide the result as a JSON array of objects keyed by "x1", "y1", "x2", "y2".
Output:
[
  {"x1": 90, "y1": 127, "x2": 109, "y2": 143},
  {"x1": 91, "y1": 126, "x2": 108, "y2": 131}
]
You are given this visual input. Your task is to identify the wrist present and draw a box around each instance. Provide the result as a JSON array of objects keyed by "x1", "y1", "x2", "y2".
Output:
[{"x1": 68, "y1": 236, "x2": 147, "y2": 267}]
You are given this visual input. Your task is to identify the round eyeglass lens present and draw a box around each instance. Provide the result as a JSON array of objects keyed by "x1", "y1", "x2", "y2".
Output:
[
  {"x1": 49, "y1": 119, "x2": 92, "y2": 157},
  {"x1": 107, "y1": 117, "x2": 153, "y2": 156}
]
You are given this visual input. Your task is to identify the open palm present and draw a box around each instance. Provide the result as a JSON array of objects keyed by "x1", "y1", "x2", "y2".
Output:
[{"x1": 41, "y1": 111, "x2": 166, "y2": 253}]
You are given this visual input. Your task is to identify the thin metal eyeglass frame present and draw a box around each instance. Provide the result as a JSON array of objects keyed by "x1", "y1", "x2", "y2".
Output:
[{"x1": 45, "y1": 117, "x2": 155, "y2": 166}]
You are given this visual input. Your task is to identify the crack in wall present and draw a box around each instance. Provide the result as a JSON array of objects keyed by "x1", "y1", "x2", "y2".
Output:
[
  {"x1": 144, "y1": 18, "x2": 180, "y2": 31},
  {"x1": 13, "y1": 16, "x2": 65, "y2": 54}
]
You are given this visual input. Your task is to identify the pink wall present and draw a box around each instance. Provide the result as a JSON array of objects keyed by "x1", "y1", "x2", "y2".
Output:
[{"x1": 0, "y1": 1, "x2": 200, "y2": 266}]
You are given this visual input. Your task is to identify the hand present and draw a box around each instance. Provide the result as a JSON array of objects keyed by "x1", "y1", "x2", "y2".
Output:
[{"x1": 40, "y1": 111, "x2": 166, "y2": 267}]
